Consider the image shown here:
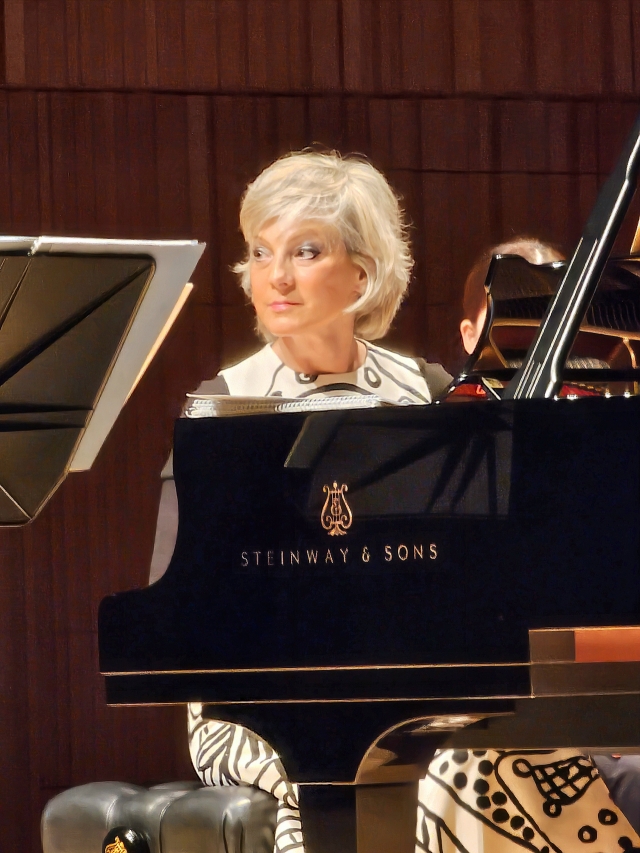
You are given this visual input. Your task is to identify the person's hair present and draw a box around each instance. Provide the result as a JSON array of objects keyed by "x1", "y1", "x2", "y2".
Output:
[
  {"x1": 462, "y1": 237, "x2": 565, "y2": 323},
  {"x1": 234, "y1": 150, "x2": 413, "y2": 340}
]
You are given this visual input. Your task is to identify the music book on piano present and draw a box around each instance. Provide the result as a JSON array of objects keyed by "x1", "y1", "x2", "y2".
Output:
[{"x1": 184, "y1": 393, "x2": 398, "y2": 418}]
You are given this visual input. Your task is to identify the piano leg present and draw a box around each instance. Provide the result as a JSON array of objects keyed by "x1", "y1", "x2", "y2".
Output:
[
  {"x1": 298, "y1": 787, "x2": 356, "y2": 853},
  {"x1": 357, "y1": 783, "x2": 420, "y2": 853},
  {"x1": 298, "y1": 782, "x2": 419, "y2": 853}
]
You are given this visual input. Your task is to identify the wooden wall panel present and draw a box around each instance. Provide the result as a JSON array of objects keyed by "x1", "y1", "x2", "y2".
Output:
[
  {"x1": 307, "y1": 95, "x2": 344, "y2": 149},
  {"x1": 532, "y1": 0, "x2": 634, "y2": 96},
  {"x1": 0, "y1": 530, "x2": 30, "y2": 851},
  {"x1": 597, "y1": 101, "x2": 640, "y2": 174},
  {"x1": 0, "y1": 1, "x2": 636, "y2": 96},
  {"x1": 0, "y1": 2, "x2": 636, "y2": 849},
  {"x1": 454, "y1": 0, "x2": 532, "y2": 96},
  {"x1": 420, "y1": 99, "x2": 492, "y2": 172},
  {"x1": 368, "y1": 99, "x2": 422, "y2": 171}
]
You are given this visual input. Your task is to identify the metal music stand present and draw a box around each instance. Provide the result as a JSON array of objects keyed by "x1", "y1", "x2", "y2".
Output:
[{"x1": 0, "y1": 235, "x2": 204, "y2": 524}]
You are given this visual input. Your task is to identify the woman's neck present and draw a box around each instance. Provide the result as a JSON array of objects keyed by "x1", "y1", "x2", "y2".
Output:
[{"x1": 272, "y1": 334, "x2": 366, "y2": 375}]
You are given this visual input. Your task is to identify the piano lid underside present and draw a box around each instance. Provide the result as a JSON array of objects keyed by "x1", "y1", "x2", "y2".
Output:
[{"x1": 468, "y1": 255, "x2": 640, "y2": 391}]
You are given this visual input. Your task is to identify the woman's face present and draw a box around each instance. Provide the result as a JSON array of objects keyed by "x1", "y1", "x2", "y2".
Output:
[{"x1": 249, "y1": 219, "x2": 365, "y2": 340}]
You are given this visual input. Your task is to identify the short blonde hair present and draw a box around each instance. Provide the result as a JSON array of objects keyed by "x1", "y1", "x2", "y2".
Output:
[{"x1": 234, "y1": 150, "x2": 413, "y2": 340}]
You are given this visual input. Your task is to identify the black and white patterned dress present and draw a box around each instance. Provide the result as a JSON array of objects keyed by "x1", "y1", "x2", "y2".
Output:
[
  {"x1": 193, "y1": 340, "x2": 450, "y2": 402},
  {"x1": 417, "y1": 749, "x2": 640, "y2": 853}
]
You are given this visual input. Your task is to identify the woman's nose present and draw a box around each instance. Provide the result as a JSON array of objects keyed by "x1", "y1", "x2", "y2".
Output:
[{"x1": 269, "y1": 255, "x2": 294, "y2": 290}]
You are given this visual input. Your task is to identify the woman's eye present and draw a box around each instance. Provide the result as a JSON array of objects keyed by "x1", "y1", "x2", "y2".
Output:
[
  {"x1": 252, "y1": 247, "x2": 268, "y2": 260},
  {"x1": 296, "y1": 245, "x2": 321, "y2": 260}
]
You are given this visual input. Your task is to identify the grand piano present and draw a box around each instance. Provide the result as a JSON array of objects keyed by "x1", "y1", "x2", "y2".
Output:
[{"x1": 99, "y1": 113, "x2": 640, "y2": 852}]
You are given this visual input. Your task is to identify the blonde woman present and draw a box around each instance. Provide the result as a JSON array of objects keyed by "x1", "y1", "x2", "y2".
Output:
[{"x1": 151, "y1": 150, "x2": 450, "y2": 853}]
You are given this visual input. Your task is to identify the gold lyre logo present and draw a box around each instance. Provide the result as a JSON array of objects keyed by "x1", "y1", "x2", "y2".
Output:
[
  {"x1": 321, "y1": 482, "x2": 353, "y2": 536},
  {"x1": 105, "y1": 838, "x2": 127, "y2": 853}
]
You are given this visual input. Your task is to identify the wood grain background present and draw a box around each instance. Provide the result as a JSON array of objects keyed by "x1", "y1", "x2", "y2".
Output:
[{"x1": 0, "y1": 1, "x2": 638, "y2": 847}]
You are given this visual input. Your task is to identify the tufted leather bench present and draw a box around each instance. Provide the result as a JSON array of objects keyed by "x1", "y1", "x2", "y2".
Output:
[{"x1": 42, "y1": 780, "x2": 277, "y2": 853}]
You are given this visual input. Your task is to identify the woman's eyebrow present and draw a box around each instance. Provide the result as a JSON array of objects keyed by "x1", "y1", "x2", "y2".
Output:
[
  {"x1": 291, "y1": 232, "x2": 325, "y2": 245},
  {"x1": 253, "y1": 228, "x2": 326, "y2": 247}
]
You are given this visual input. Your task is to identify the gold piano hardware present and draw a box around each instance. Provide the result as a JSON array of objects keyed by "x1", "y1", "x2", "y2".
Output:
[{"x1": 321, "y1": 482, "x2": 353, "y2": 536}]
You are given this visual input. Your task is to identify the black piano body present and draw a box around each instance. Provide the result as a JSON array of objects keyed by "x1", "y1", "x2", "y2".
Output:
[{"x1": 99, "y1": 396, "x2": 640, "y2": 851}]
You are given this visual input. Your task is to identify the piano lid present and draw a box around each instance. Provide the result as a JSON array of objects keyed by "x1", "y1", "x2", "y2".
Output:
[{"x1": 458, "y1": 253, "x2": 640, "y2": 395}]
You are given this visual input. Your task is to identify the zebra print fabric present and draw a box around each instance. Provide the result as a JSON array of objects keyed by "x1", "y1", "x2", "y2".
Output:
[{"x1": 188, "y1": 703, "x2": 304, "y2": 853}]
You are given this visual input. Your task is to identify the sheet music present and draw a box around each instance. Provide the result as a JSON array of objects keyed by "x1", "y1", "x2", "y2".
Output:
[{"x1": 184, "y1": 394, "x2": 399, "y2": 418}]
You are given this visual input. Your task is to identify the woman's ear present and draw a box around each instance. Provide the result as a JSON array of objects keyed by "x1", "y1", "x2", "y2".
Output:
[
  {"x1": 460, "y1": 318, "x2": 477, "y2": 355},
  {"x1": 353, "y1": 263, "x2": 368, "y2": 296}
]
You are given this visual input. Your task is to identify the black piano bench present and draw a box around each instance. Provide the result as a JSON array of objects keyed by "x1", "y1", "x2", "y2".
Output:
[{"x1": 41, "y1": 780, "x2": 278, "y2": 853}]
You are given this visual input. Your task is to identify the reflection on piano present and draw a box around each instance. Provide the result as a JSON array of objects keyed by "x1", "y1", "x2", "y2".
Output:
[{"x1": 100, "y1": 112, "x2": 640, "y2": 852}]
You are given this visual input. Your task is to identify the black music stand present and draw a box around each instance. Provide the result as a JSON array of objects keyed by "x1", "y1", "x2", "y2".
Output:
[{"x1": 0, "y1": 235, "x2": 204, "y2": 524}]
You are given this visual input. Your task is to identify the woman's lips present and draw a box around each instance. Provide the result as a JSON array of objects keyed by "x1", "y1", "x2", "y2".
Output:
[{"x1": 269, "y1": 301, "x2": 299, "y2": 312}]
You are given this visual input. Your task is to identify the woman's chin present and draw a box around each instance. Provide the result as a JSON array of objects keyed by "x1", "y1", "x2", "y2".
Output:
[
  {"x1": 258, "y1": 316, "x2": 307, "y2": 340},
  {"x1": 261, "y1": 321, "x2": 296, "y2": 340}
]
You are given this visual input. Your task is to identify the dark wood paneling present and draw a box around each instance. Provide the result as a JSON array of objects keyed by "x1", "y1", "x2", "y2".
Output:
[
  {"x1": 0, "y1": 529, "x2": 30, "y2": 851},
  {"x1": 368, "y1": 99, "x2": 422, "y2": 171},
  {"x1": 0, "y1": 1, "x2": 636, "y2": 96},
  {"x1": 0, "y1": 3, "x2": 636, "y2": 849}
]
